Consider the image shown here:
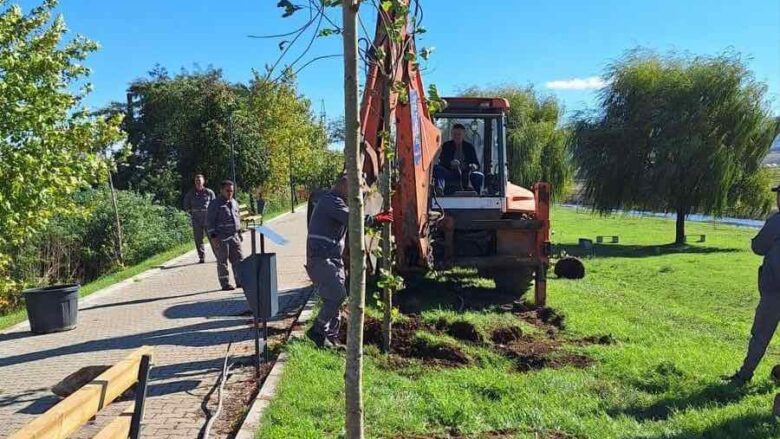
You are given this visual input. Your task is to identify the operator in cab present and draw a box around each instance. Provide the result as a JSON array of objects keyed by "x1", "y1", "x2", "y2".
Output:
[
  {"x1": 305, "y1": 175, "x2": 392, "y2": 349},
  {"x1": 726, "y1": 184, "x2": 780, "y2": 386},
  {"x1": 433, "y1": 123, "x2": 484, "y2": 195}
]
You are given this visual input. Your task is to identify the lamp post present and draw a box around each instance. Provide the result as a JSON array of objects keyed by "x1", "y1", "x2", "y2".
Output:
[{"x1": 289, "y1": 143, "x2": 295, "y2": 213}]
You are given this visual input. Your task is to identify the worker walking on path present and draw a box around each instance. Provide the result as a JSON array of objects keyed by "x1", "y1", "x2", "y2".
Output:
[
  {"x1": 728, "y1": 185, "x2": 780, "y2": 386},
  {"x1": 183, "y1": 174, "x2": 216, "y2": 264},
  {"x1": 305, "y1": 175, "x2": 392, "y2": 349},
  {"x1": 207, "y1": 180, "x2": 243, "y2": 291}
]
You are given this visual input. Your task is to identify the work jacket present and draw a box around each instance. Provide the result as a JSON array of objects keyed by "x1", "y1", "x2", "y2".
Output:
[
  {"x1": 183, "y1": 188, "x2": 215, "y2": 224},
  {"x1": 439, "y1": 140, "x2": 480, "y2": 170},
  {"x1": 207, "y1": 196, "x2": 241, "y2": 240},
  {"x1": 752, "y1": 213, "x2": 780, "y2": 294}
]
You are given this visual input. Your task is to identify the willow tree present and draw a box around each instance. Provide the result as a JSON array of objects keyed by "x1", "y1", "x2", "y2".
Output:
[{"x1": 571, "y1": 50, "x2": 778, "y2": 244}]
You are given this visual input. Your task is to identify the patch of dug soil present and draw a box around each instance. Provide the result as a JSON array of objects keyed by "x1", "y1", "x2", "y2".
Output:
[
  {"x1": 490, "y1": 326, "x2": 523, "y2": 345},
  {"x1": 339, "y1": 316, "x2": 471, "y2": 367},
  {"x1": 499, "y1": 335, "x2": 592, "y2": 372},
  {"x1": 444, "y1": 319, "x2": 483, "y2": 343},
  {"x1": 513, "y1": 302, "x2": 566, "y2": 332},
  {"x1": 576, "y1": 334, "x2": 616, "y2": 346},
  {"x1": 392, "y1": 429, "x2": 575, "y2": 439}
]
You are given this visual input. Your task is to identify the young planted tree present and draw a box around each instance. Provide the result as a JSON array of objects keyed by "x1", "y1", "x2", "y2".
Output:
[
  {"x1": 341, "y1": 2, "x2": 366, "y2": 437},
  {"x1": 571, "y1": 50, "x2": 779, "y2": 244},
  {"x1": 0, "y1": 0, "x2": 122, "y2": 306}
]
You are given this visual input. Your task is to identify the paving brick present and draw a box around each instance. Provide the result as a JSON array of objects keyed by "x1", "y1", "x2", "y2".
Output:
[{"x1": 0, "y1": 211, "x2": 310, "y2": 438}]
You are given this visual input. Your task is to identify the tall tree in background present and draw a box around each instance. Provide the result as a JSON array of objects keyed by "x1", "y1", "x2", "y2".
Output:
[
  {"x1": 461, "y1": 86, "x2": 572, "y2": 199},
  {"x1": 572, "y1": 50, "x2": 779, "y2": 244},
  {"x1": 0, "y1": 0, "x2": 122, "y2": 306},
  {"x1": 118, "y1": 68, "x2": 333, "y2": 206}
]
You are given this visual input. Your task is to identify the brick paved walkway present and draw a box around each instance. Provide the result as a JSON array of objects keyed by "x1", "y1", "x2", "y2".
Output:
[{"x1": 0, "y1": 210, "x2": 310, "y2": 438}]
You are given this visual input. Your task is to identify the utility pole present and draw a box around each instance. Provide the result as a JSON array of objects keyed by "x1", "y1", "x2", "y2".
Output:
[{"x1": 342, "y1": 1, "x2": 365, "y2": 438}]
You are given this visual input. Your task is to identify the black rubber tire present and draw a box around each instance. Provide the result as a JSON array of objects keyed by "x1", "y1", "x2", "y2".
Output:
[{"x1": 554, "y1": 256, "x2": 586, "y2": 279}]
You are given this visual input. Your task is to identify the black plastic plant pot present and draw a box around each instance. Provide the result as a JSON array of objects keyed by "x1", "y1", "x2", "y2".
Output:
[{"x1": 23, "y1": 284, "x2": 80, "y2": 334}]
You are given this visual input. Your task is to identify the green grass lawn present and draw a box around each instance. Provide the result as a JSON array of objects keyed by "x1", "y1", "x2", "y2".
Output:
[
  {"x1": 0, "y1": 206, "x2": 297, "y2": 331},
  {"x1": 257, "y1": 206, "x2": 780, "y2": 439}
]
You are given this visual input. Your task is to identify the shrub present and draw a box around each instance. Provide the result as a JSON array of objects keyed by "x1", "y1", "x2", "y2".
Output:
[{"x1": 3, "y1": 187, "x2": 190, "y2": 314}]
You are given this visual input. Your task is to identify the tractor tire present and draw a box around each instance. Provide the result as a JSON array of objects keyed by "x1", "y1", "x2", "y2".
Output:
[{"x1": 483, "y1": 267, "x2": 533, "y2": 297}]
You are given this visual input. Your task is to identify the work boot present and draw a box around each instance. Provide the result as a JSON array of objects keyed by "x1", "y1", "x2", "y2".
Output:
[
  {"x1": 221, "y1": 284, "x2": 236, "y2": 291},
  {"x1": 774, "y1": 394, "x2": 780, "y2": 417},
  {"x1": 199, "y1": 258, "x2": 205, "y2": 264},
  {"x1": 306, "y1": 327, "x2": 326, "y2": 348},
  {"x1": 722, "y1": 372, "x2": 750, "y2": 387}
]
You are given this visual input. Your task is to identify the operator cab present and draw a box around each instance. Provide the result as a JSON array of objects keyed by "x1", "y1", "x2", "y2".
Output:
[{"x1": 432, "y1": 97, "x2": 509, "y2": 211}]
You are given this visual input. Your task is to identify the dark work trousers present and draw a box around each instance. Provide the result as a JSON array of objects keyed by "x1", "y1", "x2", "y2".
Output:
[
  {"x1": 738, "y1": 284, "x2": 780, "y2": 381},
  {"x1": 191, "y1": 210, "x2": 209, "y2": 261},
  {"x1": 306, "y1": 257, "x2": 347, "y2": 340},
  {"x1": 214, "y1": 234, "x2": 243, "y2": 288}
]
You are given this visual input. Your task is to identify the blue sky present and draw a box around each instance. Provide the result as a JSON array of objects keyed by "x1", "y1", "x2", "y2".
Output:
[{"x1": 19, "y1": 0, "x2": 780, "y2": 119}]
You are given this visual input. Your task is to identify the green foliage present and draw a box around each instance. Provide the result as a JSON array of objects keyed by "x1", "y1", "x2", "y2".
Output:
[
  {"x1": 461, "y1": 85, "x2": 573, "y2": 199},
  {"x1": 0, "y1": 0, "x2": 122, "y2": 304},
  {"x1": 0, "y1": 0, "x2": 123, "y2": 249},
  {"x1": 571, "y1": 49, "x2": 778, "y2": 241},
  {"x1": 10, "y1": 187, "x2": 190, "y2": 294},
  {"x1": 117, "y1": 68, "x2": 338, "y2": 206}
]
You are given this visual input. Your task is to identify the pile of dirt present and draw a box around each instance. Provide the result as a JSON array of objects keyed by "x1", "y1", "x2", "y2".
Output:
[
  {"x1": 392, "y1": 429, "x2": 574, "y2": 439},
  {"x1": 513, "y1": 302, "x2": 566, "y2": 332},
  {"x1": 498, "y1": 334, "x2": 592, "y2": 372},
  {"x1": 339, "y1": 316, "x2": 471, "y2": 367},
  {"x1": 490, "y1": 326, "x2": 523, "y2": 345},
  {"x1": 577, "y1": 334, "x2": 616, "y2": 345},
  {"x1": 444, "y1": 319, "x2": 483, "y2": 343}
]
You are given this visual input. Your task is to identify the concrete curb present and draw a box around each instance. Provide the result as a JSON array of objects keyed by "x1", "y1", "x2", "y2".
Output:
[
  {"x1": 235, "y1": 295, "x2": 317, "y2": 439},
  {"x1": 0, "y1": 209, "x2": 298, "y2": 336}
]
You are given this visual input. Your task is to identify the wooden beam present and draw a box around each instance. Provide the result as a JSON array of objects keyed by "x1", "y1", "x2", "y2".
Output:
[
  {"x1": 9, "y1": 346, "x2": 153, "y2": 439},
  {"x1": 91, "y1": 404, "x2": 133, "y2": 439}
]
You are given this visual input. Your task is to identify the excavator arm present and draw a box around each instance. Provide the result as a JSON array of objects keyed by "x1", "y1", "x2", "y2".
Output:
[{"x1": 359, "y1": 1, "x2": 440, "y2": 270}]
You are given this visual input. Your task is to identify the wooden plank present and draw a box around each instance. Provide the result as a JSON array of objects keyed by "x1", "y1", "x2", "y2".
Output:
[
  {"x1": 9, "y1": 346, "x2": 153, "y2": 439},
  {"x1": 91, "y1": 404, "x2": 133, "y2": 439}
]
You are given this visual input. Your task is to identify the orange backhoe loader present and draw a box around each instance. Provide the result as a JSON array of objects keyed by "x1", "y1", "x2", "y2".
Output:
[
  {"x1": 314, "y1": 2, "x2": 552, "y2": 305},
  {"x1": 357, "y1": 3, "x2": 552, "y2": 305}
]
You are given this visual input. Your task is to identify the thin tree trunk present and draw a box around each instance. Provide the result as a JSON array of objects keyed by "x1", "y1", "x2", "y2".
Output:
[
  {"x1": 380, "y1": 76, "x2": 393, "y2": 354},
  {"x1": 675, "y1": 207, "x2": 686, "y2": 245},
  {"x1": 343, "y1": 2, "x2": 365, "y2": 438}
]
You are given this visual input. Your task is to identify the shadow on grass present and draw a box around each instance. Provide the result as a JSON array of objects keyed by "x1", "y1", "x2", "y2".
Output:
[
  {"x1": 610, "y1": 380, "x2": 775, "y2": 422},
  {"x1": 645, "y1": 412, "x2": 780, "y2": 439},
  {"x1": 394, "y1": 270, "x2": 527, "y2": 315},
  {"x1": 557, "y1": 243, "x2": 740, "y2": 259}
]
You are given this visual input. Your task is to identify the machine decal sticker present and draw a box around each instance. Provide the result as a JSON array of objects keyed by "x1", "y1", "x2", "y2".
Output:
[{"x1": 410, "y1": 89, "x2": 422, "y2": 166}]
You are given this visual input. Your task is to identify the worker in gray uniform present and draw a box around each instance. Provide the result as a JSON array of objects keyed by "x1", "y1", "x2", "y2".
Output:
[
  {"x1": 207, "y1": 180, "x2": 243, "y2": 291},
  {"x1": 183, "y1": 174, "x2": 216, "y2": 263},
  {"x1": 727, "y1": 185, "x2": 780, "y2": 385},
  {"x1": 305, "y1": 175, "x2": 392, "y2": 348}
]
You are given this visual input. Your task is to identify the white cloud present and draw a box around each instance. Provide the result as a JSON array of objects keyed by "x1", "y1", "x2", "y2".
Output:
[{"x1": 545, "y1": 76, "x2": 607, "y2": 91}]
